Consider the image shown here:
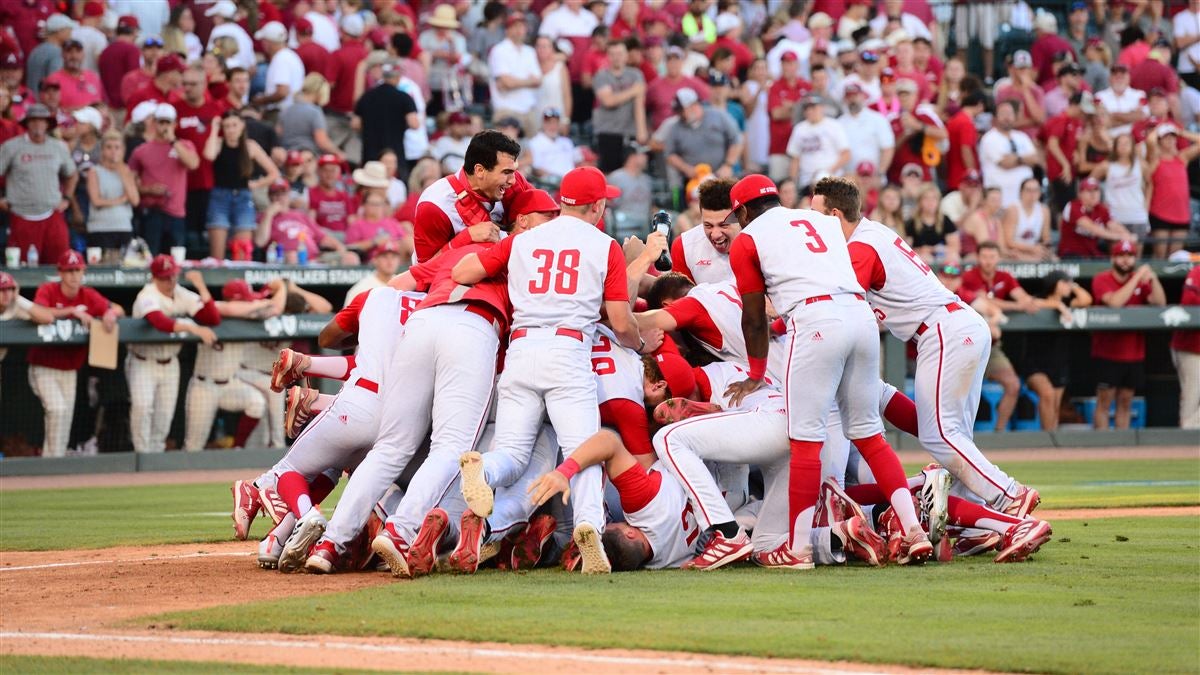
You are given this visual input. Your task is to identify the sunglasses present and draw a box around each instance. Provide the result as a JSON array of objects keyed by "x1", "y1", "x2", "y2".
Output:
[{"x1": 940, "y1": 264, "x2": 961, "y2": 276}]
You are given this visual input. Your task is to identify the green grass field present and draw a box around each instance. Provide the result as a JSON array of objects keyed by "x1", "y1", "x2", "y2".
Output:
[{"x1": 2, "y1": 456, "x2": 1198, "y2": 674}]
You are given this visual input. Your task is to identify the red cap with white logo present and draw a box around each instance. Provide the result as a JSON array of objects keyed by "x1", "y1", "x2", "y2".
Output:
[
  {"x1": 559, "y1": 167, "x2": 621, "y2": 206},
  {"x1": 57, "y1": 250, "x2": 86, "y2": 270},
  {"x1": 723, "y1": 174, "x2": 778, "y2": 223}
]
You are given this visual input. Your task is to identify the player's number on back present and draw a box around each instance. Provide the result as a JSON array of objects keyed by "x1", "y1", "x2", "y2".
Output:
[
  {"x1": 789, "y1": 220, "x2": 827, "y2": 254},
  {"x1": 591, "y1": 334, "x2": 616, "y2": 376},
  {"x1": 529, "y1": 248, "x2": 580, "y2": 295},
  {"x1": 893, "y1": 236, "x2": 931, "y2": 274},
  {"x1": 399, "y1": 295, "x2": 421, "y2": 325}
]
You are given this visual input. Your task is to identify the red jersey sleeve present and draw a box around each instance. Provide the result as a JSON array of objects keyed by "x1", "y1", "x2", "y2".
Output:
[
  {"x1": 603, "y1": 239, "x2": 629, "y2": 302},
  {"x1": 610, "y1": 463, "x2": 663, "y2": 514},
  {"x1": 335, "y1": 289, "x2": 368, "y2": 333},
  {"x1": 477, "y1": 235, "x2": 515, "y2": 277},
  {"x1": 669, "y1": 237, "x2": 692, "y2": 280},
  {"x1": 960, "y1": 268, "x2": 985, "y2": 294},
  {"x1": 33, "y1": 283, "x2": 55, "y2": 306},
  {"x1": 192, "y1": 299, "x2": 220, "y2": 326},
  {"x1": 407, "y1": 258, "x2": 438, "y2": 287},
  {"x1": 143, "y1": 310, "x2": 177, "y2": 332},
  {"x1": 847, "y1": 241, "x2": 887, "y2": 292},
  {"x1": 663, "y1": 296, "x2": 724, "y2": 347},
  {"x1": 1091, "y1": 271, "x2": 1121, "y2": 304},
  {"x1": 599, "y1": 399, "x2": 655, "y2": 456},
  {"x1": 81, "y1": 287, "x2": 112, "y2": 317},
  {"x1": 1182, "y1": 268, "x2": 1200, "y2": 305},
  {"x1": 729, "y1": 233, "x2": 765, "y2": 295},
  {"x1": 413, "y1": 201, "x2": 455, "y2": 263}
]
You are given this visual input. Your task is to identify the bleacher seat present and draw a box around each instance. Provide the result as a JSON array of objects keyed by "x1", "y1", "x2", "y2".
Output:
[{"x1": 1072, "y1": 397, "x2": 1147, "y2": 429}]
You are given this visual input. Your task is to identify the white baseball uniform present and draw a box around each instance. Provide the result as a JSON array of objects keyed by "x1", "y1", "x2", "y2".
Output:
[
  {"x1": 671, "y1": 226, "x2": 733, "y2": 285},
  {"x1": 616, "y1": 461, "x2": 702, "y2": 569},
  {"x1": 475, "y1": 214, "x2": 629, "y2": 534},
  {"x1": 128, "y1": 283, "x2": 212, "y2": 453},
  {"x1": 239, "y1": 341, "x2": 287, "y2": 448},
  {"x1": 667, "y1": 280, "x2": 792, "y2": 382},
  {"x1": 183, "y1": 341, "x2": 267, "y2": 451},
  {"x1": 847, "y1": 218, "x2": 1020, "y2": 506},
  {"x1": 0, "y1": 295, "x2": 34, "y2": 404}
]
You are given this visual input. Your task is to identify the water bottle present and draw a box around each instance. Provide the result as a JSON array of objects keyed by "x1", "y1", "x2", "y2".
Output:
[
  {"x1": 297, "y1": 232, "x2": 309, "y2": 265},
  {"x1": 265, "y1": 242, "x2": 279, "y2": 264},
  {"x1": 650, "y1": 210, "x2": 672, "y2": 272},
  {"x1": 26, "y1": 244, "x2": 38, "y2": 267}
]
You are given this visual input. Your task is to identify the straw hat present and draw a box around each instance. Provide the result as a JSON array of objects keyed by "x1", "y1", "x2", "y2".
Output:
[
  {"x1": 427, "y1": 5, "x2": 460, "y2": 29},
  {"x1": 352, "y1": 161, "x2": 390, "y2": 188}
]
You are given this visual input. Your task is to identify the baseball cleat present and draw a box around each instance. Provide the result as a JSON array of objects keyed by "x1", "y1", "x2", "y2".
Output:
[
  {"x1": 408, "y1": 509, "x2": 450, "y2": 577},
  {"x1": 994, "y1": 519, "x2": 1053, "y2": 563},
  {"x1": 284, "y1": 387, "x2": 320, "y2": 439},
  {"x1": 653, "y1": 397, "x2": 723, "y2": 425},
  {"x1": 270, "y1": 348, "x2": 310, "y2": 392},
  {"x1": 891, "y1": 528, "x2": 934, "y2": 565},
  {"x1": 257, "y1": 532, "x2": 283, "y2": 570},
  {"x1": 372, "y1": 521, "x2": 414, "y2": 578},
  {"x1": 572, "y1": 522, "x2": 612, "y2": 574},
  {"x1": 279, "y1": 508, "x2": 327, "y2": 573},
  {"x1": 919, "y1": 465, "x2": 952, "y2": 547},
  {"x1": 257, "y1": 484, "x2": 291, "y2": 526},
  {"x1": 478, "y1": 540, "x2": 503, "y2": 566},
  {"x1": 560, "y1": 540, "x2": 582, "y2": 572},
  {"x1": 838, "y1": 515, "x2": 888, "y2": 567},
  {"x1": 510, "y1": 514, "x2": 557, "y2": 570},
  {"x1": 448, "y1": 511, "x2": 486, "y2": 574},
  {"x1": 683, "y1": 529, "x2": 753, "y2": 571},
  {"x1": 933, "y1": 535, "x2": 954, "y2": 563},
  {"x1": 1001, "y1": 485, "x2": 1041, "y2": 519},
  {"x1": 751, "y1": 544, "x2": 815, "y2": 570},
  {"x1": 819, "y1": 477, "x2": 868, "y2": 524},
  {"x1": 231, "y1": 479, "x2": 261, "y2": 540},
  {"x1": 459, "y1": 451, "x2": 494, "y2": 517},
  {"x1": 953, "y1": 529, "x2": 1004, "y2": 557},
  {"x1": 305, "y1": 540, "x2": 338, "y2": 574}
]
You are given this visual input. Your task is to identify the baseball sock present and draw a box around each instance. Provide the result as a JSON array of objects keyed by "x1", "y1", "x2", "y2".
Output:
[
  {"x1": 883, "y1": 390, "x2": 919, "y2": 437},
  {"x1": 845, "y1": 475, "x2": 926, "y2": 506},
  {"x1": 277, "y1": 471, "x2": 313, "y2": 517},
  {"x1": 852, "y1": 434, "x2": 920, "y2": 535},
  {"x1": 309, "y1": 472, "x2": 338, "y2": 504},
  {"x1": 787, "y1": 440, "x2": 822, "y2": 548},
  {"x1": 304, "y1": 355, "x2": 355, "y2": 380},
  {"x1": 712, "y1": 522, "x2": 740, "y2": 538},
  {"x1": 232, "y1": 415, "x2": 260, "y2": 448},
  {"x1": 947, "y1": 496, "x2": 1022, "y2": 534}
]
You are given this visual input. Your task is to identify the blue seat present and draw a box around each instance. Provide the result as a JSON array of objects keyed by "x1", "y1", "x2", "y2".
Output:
[
  {"x1": 1072, "y1": 397, "x2": 1147, "y2": 429},
  {"x1": 1010, "y1": 385, "x2": 1042, "y2": 431},
  {"x1": 975, "y1": 382, "x2": 1006, "y2": 432}
]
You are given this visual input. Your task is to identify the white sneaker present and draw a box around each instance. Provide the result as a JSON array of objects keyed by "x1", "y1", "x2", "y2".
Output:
[
  {"x1": 279, "y1": 508, "x2": 327, "y2": 573},
  {"x1": 572, "y1": 523, "x2": 611, "y2": 574},
  {"x1": 257, "y1": 532, "x2": 283, "y2": 569},
  {"x1": 919, "y1": 464, "x2": 952, "y2": 547}
]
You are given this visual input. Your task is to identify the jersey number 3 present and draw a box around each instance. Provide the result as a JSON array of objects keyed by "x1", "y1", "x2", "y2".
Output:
[
  {"x1": 790, "y1": 220, "x2": 827, "y2": 254},
  {"x1": 529, "y1": 248, "x2": 580, "y2": 295}
]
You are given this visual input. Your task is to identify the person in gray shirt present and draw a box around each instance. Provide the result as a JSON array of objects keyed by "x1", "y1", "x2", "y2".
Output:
[
  {"x1": 27, "y1": 14, "x2": 76, "y2": 95},
  {"x1": 664, "y1": 87, "x2": 743, "y2": 188},
  {"x1": 0, "y1": 104, "x2": 78, "y2": 264},
  {"x1": 606, "y1": 144, "x2": 654, "y2": 240},
  {"x1": 592, "y1": 39, "x2": 647, "y2": 173}
]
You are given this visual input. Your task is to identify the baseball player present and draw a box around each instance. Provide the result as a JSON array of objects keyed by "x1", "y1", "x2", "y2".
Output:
[
  {"x1": 27, "y1": 251, "x2": 123, "y2": 457},
  {"x1": 451, "y1": 166, "x2": 644, "y2": 574},
  {"x1": 670, "y1": 178, "x2": 739, "y2": 284},
  {"x1": 723, "y1": 174, "x2": 932, "y2": 566},
  {"x1": 128, "y1": 256, "x2": 220, "y2": 453},
  {"x1": 810, "y1": 177, "x2": 1040, "y2": 520},
  {"x1": 340, "y1": 190, "x2": 561, "y2": 578},
  {"x1": 343, "y1": 240, "x2": 404, "y2": 306},
  {"x1": 0, "y1": 272, "x2": 51, "y2": 405}
]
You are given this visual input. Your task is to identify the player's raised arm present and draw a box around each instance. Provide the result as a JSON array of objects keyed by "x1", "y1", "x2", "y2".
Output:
[{"x1": 528, "y1": 429, "x2": 637, "y2": 506}]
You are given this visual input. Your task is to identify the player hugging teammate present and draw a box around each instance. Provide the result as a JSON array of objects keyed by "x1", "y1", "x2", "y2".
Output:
[{"x1": 230, "y1": 131, "x2": 1053, "y2": 576}]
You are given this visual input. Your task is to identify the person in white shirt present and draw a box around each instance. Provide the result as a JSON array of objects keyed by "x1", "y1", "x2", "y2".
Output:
[
  {"x1": 396, "y1": 70, "x2": 429, "y2": 164},
  {"x1": 787, "y1": 96, "x2": 850, "y2": 190},
  {"x1": 292, "y1": 1, "x2": 340, "y2": 53},
  {"x1": 978, "y1": 100, "x2": 1039, "y2": 208},
  {"x1": 343, "y1": 241, "x2": 403, "y2": 307},
  {"x1": 72, "y1": 3, "x2": 108, "y2": 72},
  {"x1": 205, "y1": 0, "x2": 256, "y2": 73},
  {"x1": 538, "y1": 0, "x2": 599, "y2": 39},
  {"x1": 836, "y1": 83, "x2": 895, "y2": 178},
  {"x1": 1173, "y1": 0, "x2": 1200, "y2": 85},
  {"x1": 1095, "y1": 63, "x2": 1147, "y2": 137},
  {"x1": 868, "y1": 0, "x2": 933, "y2": 41},
  {"x1": 254, "y1": 22, "x2": 305, "y2": 113},
  {"x1": 526, "y1": 109, "x2": 577, "y2": 180},
  {"x1": 488, "y1": 14, "x2": 543, "y2": 138},
  {"x1": 431, "y1": 111, "x2": 473, "y2": 174}
]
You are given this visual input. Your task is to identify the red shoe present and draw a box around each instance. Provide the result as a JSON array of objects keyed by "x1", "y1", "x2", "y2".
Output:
[
  {"x1": 271, "y1": 348, "x2": 310, "y2": 392},
  {"x1": 994, "y1": 519, "x2": 1052, "y2": 563},
  {"x1": 284, "y1": 387, "x2": 320, "y2": 440},
  {"x1": 892, "y1": 528, "x2": 934, "y2": 565},
  {"x1": 447, "y1": 511, "x2": 486, "y2": 574},
  {"x1": 953, "y1": 530, "x2": 1004, "y2": 557},
  {"x1": 839, "y1": 515, "x2": 887, "y2": 567},
  {"x1": 653, "y1": 397, "x2": 723, "y2": 426},
  {"x1": 371, "y1": 521, "x2": 413, "y2": 578},
  {"x1": 818, "y1": 477, "x2": 867, "y2": 525},
  {"x1": 257, "y1": 484, "x2": 291, "y2": 526},
  {"x1": 305, "y1": 539, "x2": 338, "y2": 574},
  {"x1": 231, "y1": 479, "x2": 260, "y2": 540},
  {"x1": 560, "y1": 540, "x2": 581, "y2": 572},
  {"x1": 408, "y1": 508, "x2": 450, "y2": 577},
  {"x1": 933, "y1": 535, "x2": 954, "y2": 563},
  {"x1": 1001, "y1": 486, "x2": 1041, "y2": 519},
  {"x1": 510, "y1": 514, "x2": 556, "y2": 570},
  {"x1": 751, "y1": 543, "x2": 814, "y2": 570},
  {"x1": 682, "y1": 529, "x2": 753, "y2": 571}
]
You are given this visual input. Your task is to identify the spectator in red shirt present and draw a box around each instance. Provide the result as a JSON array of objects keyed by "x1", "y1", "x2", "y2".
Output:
[
  {"x1": 1058, "y1": 178, "x2": 1134, "y2": 258},
  {"x1": 256, "y1": 180, "x2": 354, "y2": 264},
  {"x1": 325, "y1": 14, "x2": 369, "y2": 160},
  {"x1": 707, "y1": 13, "x2": 753, "y2": 78},
  {"x1": 1041, "y1": 91, "x2": 1087, "y2": 219},
  {"x1": 944, "y1": 90, "x2": 985, "y2": 191},
  {"x1": 886, "y1": 78, "x2": 944, "y2": 184},
  {"x1": 173, "y1": 64, "x2": 227, "y2": 250},
  {"x1": 1030, "y1": 13, "x2": 1076, "y2": 88},
  {"x1": 120, "y1": 37, "x2": 164, "y2": 115},
  {"x1": 124, "y1": 53, "x2": 185, "y2": 124},
  {"x1": 98, "y1": 16, "x2": 142, "y2": 111},
  {"x1": 766, "y1": 52, "x2": 810, "y2": 181},
  {"x1": 994, "y1": 50, "x2": 1047, "y2": 133},
  {"x1": 42, "y1": 40, "x2": 103, "y2": 112},
  {"x1": 1130, "y1": 40, "x2": 1179, "y2": 101},
  {"x1": 27, "y1": 250, "x2": 123, "y2": 457},
  {"x1": 645, "y1": 46, "x2": 710, "y2": 130},
  {"x1": 129, "y1": 103, "x2": 201, "y2": 255},
  {"x1": 294, "y1": 18, "x2": 331, "y2": 81},
  {"x1": 1090, "y1": 240, "x2": 1166, "y2": 429},
  {"x1": 1146, "y1": 125, "x2": 1200, "y2": 259},
  {"x1": 308, "y1": 154, "x2": 358, "y2": 233},
  {"x1": 1172, "y1": 266, "x2": 1200, "y2": 429},
  {"x1": 0, "y1": 48, "x2": 31, "y2": 121}
]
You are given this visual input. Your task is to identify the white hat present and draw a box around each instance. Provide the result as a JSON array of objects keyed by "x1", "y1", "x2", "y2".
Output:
[
  {"x1": 45, "y1": 13, "x2": 77, "y2": 33},
  {"x1": 1035, "y1": 12, "x2": 1058, "y2": 33},
  {"x1": 352, "y1": 161, "x2": 390, "y2": 188},
  {"x1": 1155, "y1": 123, "x2": 1179, "y2": 137},
  {"x1": 715, "y1": 13, "x2": 740, "y2": 36},
  {"x1": 675, "y1": 87, "x2": 699, "y2": 107},
  {"x1": 254, "y1": 21, "x2": 288, "y2": 43},
  {"x1": 808, "y1": 12, "x2": 833, "y2": 29},
  {"x1": 153, "y1": 102, "x2": 177, "y2": 121},
  {"x1": 341, "y1": 14, "x2": 365, "y2": 37},
  {"x1": 205, "y1": 0, "x2": 238, "y2": 19},
  {"x1": 72, "y1": 106, "x2": 103, "y2": 130},
  {"x1": 886, "y1": 29, "x2": 912, "y2": 47},
  {"x1": 130, "y1": 100, "x2": 159, "y2": 124}
]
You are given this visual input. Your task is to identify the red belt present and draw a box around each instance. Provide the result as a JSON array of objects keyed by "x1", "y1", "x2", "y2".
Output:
[
  {"x1": 915, "y1": 302, "x2": 965, "y2": 337},
  {"x1": 509, "y1": 327, "x2": 584, "y2": 342},
  {"x1": 354, "y1": 377, "x2": 379, "y2": 393},
  {"x1": 804, "y1": 293, "x2": 865, "y2": 305},
  {"x1": 462, "y1": 302, "x2": 504, "y2": 332},
  {"x1": 196, "y1": 375, "x2": 230, "y2": 384},
  {"x1": 132, "y1": 353, "x2": 174, "y2": 365}
]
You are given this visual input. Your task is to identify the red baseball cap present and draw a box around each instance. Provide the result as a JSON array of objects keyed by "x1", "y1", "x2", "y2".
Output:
[
  {"x1": 559, "y1": 167, "x2": 620, "y2": 206},
  {"x1": 508, "y1": 189, "x2": 560, "y2": 217},
  {"x1": 150, "y1": 254, "x2": 180, "y2": 278},
  {"x1": 117, "y1": 15, "x2": 139, "y2": 30},
  {"x1": 1111, "y1": 240, "x2": 1137, "y2": 256},
  {"x1": 222, "y1": 278, "x2": 268, "y2": 301},
  {"x1": 57, "y1": 250, "x2": 86, "y2": 271},
  {"x1": 372, "y1": 239, "x2": 403, "y2": 257},
  {"x1": 723, "y1": 174, "x2": 778, "y2": 223},
  {"x1": 1079, "y1": 177, "x2": 1101, "y2": 191},
  {"x1": 654, "y1": 352, "x2": 696, "y2": 398},
  {"x1": 83, "y1": 1, "x2": 104, "y2": 17},
  {"x1": 268, "y1": 178, "x2": 290, "y2": 194},
  {"x1": 156, "y1": 53, "x2": 185, "y2": 75},
  {"x1": 294, "y1": 17, "x2": 314, "y2": 34},
  {"x1": 286, "y1": 150, "x2": 305, "y2": 166},
  {"x1": 0, "y1": 49, "x2": 21, "y2": 70},
  {"x1": 505, "y1": 13, "x2": 526, "y2": 27},
  {"x1": 855, "y1": 160, "x2": 876, "y2": 177},
  {"x1": 317, "y1": 153, "x2": 341, "y2": 167},
  {"x1": 0, "y1": 271, "x2": 15, "y2": 290},
  {"x1": 780, "y1": 51, "x2": 799, "y2": 63}
]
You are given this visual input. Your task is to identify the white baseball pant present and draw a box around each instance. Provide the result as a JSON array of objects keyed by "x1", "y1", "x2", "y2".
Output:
[
  {"x1": 28, "y1": 365, "x2": 77, "y2": 457},
  {"x1": 239, "y1": 369, "x2": 285, "y2": 448},
  {"x1": 914, "y1": 308, "x2": 1018, "y2": 506},
  {"x1": 324, "y1": 305, "x2": 499, "y2": 551},
  {"x1": 481, "y1": 332, "x2": 604, "y2": 532},
  {"x1": 1173, "y1": 349, "x2": 1200, "y2": 429},
  {"x1": 126, "y1": 355, "x2": 179, "y2": 453},
  {"x1": 183, "y1": 378, "x2": 266, "y2": 451}
]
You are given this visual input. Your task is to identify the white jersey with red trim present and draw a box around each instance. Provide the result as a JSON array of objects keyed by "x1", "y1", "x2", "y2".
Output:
[
  {"x1": 194, "y1": 341, "x2": 245, "y2": 379},
  {"x1": 348, "y1": 288, "x2": 426, "y2": 383},
  {"x1": 504, "y1": 215, "x2": 624, "y2": 342},
  {"x1": 700, "y1": 361, "x2": 785, "y2": 413},
  {"x1": 416, "y1": 172, "x2": 507, "y2": 237},
  {"x1": 624, "y1": 463, "x2": 701, "y2": 569},
  {"x1": 679, "y1": 227, "x2": 733, "y2": 284},
  {"x1": 848, "y1": 218, "x2": 962, "y2": 341},
  {"x1": 686, "y1": 282, "x2": 792, "y2": 382},
  {"x1": 592, "y1": 323, "x2": 644, "y2": 406},
  {"x1": 740, "y1": 207, "x2": 863, "y2": 316}
]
